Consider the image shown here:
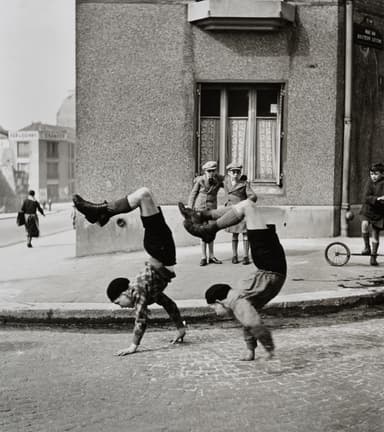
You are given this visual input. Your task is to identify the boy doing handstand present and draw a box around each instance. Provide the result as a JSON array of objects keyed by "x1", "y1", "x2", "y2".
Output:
[
  {"x1": 73, "y1": 188, "x2": 186, "y2": 356},
  {"x1": 179, "y1": 199, "x2": 286, "y2": 360}
]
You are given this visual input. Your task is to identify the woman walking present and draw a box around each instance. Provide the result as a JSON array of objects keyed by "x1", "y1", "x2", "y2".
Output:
[{"x1": 21, "y1": 190, "x2": 45, "y2": 248}]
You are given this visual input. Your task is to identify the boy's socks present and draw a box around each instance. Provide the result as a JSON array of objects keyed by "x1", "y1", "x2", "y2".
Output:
[
  {"x1": 370, "y1": 242, "x2": 379, "y2": 266},
  {"x1": 361, "y1": 233, "x2": 371, "y2": 255},
  {"x1": 107, "y1": 197, "x2": 132, "y2": 214}
]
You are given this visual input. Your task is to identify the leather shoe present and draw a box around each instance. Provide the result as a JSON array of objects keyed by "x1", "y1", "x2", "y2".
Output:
[
  {"x1": 178, "y1": 202, "x2": 204, "y2": 224},
  {"x1": 208, "y1": 257, "x2": 222, "y2": 264},
  {"x1": 183, "y1": 220, "x2": 216, "y2": 243},
  {"x1": 232, "y1": 256, "x2": 239, "y2": 264},
  {"x1": 73, "y1": 194, "x2": 111, "y2": 226},
  {"x1": 200, "y1": 258, "x2": 207, "y2": 266},
  {"x1": 242, "y1": 257, "x2": 251, "y2": 265}
]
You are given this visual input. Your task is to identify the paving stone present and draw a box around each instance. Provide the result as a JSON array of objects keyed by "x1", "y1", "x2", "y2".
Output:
[{"x1": 0, "y1": 317, "x2": 384, "y2": 431}]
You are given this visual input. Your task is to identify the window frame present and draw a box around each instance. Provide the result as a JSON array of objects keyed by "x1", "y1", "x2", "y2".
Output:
[
  {"x1": 196, "y1": 82, "x2": 285, "y2": 187},
  {"x1": 17, "y1": 141, "x2": 30, "y2": 158},
  {"x1": 47, "y1": 161, "x2": 59, "y2": 180},
  {"x1": 46, "y1": 141, "x2": 59, "y2": 159}
]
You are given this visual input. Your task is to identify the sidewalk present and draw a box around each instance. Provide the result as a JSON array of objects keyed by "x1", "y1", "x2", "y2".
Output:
[
  {"x1": 0, "y1": 201, "x2": 73, "y2": 221},
  {"x1": 1, "y1": 230, "x2": 384, "y2": 325}
]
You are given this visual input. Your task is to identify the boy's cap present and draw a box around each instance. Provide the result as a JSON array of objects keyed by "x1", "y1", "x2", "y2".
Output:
[
  {"x1": 370, "y1": 162, "x2": 384, "y2": 173},
  {"x1": 205, "y1": 284, "x2": 232, "y2": 304},
  {"x1": 106, "y1": 277, "x2": 130, "y2": 302},
  {"x1": 202, "y1": 161, "x2": 217, "y2": 171},
  {"x1": 226, "y1": 162, "x2": 242, "y2": 171}
]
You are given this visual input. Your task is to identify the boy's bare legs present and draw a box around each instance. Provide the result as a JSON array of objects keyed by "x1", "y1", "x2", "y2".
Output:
[{"x1": 126, "y1": 187, "x2": 159, "y2": 217}]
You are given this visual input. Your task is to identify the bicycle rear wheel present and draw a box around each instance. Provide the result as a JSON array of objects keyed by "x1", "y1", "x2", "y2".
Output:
[{"x1": 324, "y1": 242, "x2": 351, "y2": 266}]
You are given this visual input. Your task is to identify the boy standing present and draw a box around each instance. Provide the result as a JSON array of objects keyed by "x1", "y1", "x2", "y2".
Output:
[
  {"x1": 73, "y1": 188, "x2": 186, "y2": 355},
  {"x1": 360, "y1": 163, "x2": 384, "y2": 266},
  {"x1": 178, "y1": 198, "x2": 286, "y2": 360}
]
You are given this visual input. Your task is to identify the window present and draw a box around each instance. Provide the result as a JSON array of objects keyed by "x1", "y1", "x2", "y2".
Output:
[
  {"x1": 197, "y1": 83, "x2": 284, "y2": 184},
  {"x1": 17, "y1": 163, "x2": 29, "y2": 173},
  {"x1": 47, "y1": 141, "x2": 59, "y2": 158},
  {"x1": 17, "y1": 141, "x2": 30, "y2": 157},
  {"x1": 47, "y1": 162, "x2": 59, "y2": 179}
]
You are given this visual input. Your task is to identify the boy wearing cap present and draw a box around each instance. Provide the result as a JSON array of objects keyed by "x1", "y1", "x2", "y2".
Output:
[
  {"x1": 73, "y1": 188, "x2": 186, "y2": 355},
  {"x1": 187, "y1": 160, "x2": 224, "y2": 266},
  {"x1": 205, "y1": 283, "x2": 275, "y2": 360},
  {"x1": 178, "y1": 198, "x2": 286, "y2": 360},
  {"x1": 360, "y1": 162, "x2": 384, "y2": 266},
  {"x1": 224, "y1": 162, "x2": 257, "y2": 265}
]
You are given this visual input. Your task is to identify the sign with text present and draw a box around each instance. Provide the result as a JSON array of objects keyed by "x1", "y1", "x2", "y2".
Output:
[{"x1": 354, "y1": 23, "x2": 383, "y2": 49}]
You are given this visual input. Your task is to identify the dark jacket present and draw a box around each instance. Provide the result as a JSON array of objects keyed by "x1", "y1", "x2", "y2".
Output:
[
  {"x1": 21, "y1": 198, "x2": 45, "y2": 216},
  {"x1": 188, "y1": 174, "x2": 224, "y2": 211},
  {"x1": 223, "y1": 176, "x2": 257, "y2": 206},
  {"x1": 360, "y1": 177, "x2": 384, "y2": 221}
]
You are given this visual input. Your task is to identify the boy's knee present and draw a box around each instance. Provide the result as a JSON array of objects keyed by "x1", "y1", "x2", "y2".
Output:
[{"x1": 137, "y1": 187, "x2": 152, "y2": 199}]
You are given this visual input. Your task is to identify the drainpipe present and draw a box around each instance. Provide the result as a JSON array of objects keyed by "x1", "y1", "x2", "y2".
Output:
[{"x1": 341, "y1": 0, "x2": 353, "y2": 237}]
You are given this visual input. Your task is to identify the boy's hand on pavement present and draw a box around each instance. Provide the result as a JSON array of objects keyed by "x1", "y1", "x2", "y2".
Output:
[{"x1": 115, "y1": 344, "x2": 138, "y2": 356}]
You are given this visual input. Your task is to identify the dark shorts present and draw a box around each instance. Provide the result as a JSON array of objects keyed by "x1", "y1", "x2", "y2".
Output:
[
  {"x1": 237, "y1": 270, "x2": 286, "y2": 310},
  {"x1": 141, "y1": 208, "x2": 176, "y2": 266},
  {"x1": 360, "y1": 215, "x2": 384, "y2": 230}
]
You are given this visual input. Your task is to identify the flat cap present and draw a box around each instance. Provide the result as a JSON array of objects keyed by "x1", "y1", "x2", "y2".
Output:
[
  {"x1": 202, "y1": 161, "x2": 217, "y2": 170},
  {"x1": 226, "y1": 162, "x2": 243, "y2": 171}
]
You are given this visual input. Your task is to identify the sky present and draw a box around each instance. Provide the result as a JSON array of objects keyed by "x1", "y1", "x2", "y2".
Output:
[{"x1": 0, "y1": 0, "x2": 75, "y2": 131}]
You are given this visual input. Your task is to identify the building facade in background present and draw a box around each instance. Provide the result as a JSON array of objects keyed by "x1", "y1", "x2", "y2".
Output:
[
  {"x1": 75, "y1": 0, "x2": 384, "y2": 256},
  {"x1": 57, "y1": 90, "x2": 76, "y2": 129},
  {"x1": 8, "y1": 123, "x2": 76, "y2": 204}
]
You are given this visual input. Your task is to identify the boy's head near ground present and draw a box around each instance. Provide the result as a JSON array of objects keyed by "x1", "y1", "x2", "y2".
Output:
[
  {"x1": 369, "y1": 163, "x2": 384, "y2": 183},
  {"x1": 107, "y1": 277, "x2": 133, "y2": 307},
  {"x1": 205, "y1": 284, "x2": 232, "y2": 317}
]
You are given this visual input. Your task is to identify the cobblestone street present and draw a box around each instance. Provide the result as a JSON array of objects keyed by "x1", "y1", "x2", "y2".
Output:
[{"x1": 1, "y1": 315, "x2": 384, "y2": 432}]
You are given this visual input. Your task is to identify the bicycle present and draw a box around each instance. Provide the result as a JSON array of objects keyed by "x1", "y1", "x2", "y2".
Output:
[{"x1": 324, "y1": 241, "x2": 384, "y2": 266}]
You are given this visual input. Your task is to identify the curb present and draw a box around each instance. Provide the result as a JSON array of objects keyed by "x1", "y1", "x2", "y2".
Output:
[{"x1": 1, "y1": 288, "x2": 384, "y2": 327}]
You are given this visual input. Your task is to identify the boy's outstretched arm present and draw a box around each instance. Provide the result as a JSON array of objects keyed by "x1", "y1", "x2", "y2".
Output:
[{"x1": 115, "y1": 299, "x2": 148, "y2": 356}]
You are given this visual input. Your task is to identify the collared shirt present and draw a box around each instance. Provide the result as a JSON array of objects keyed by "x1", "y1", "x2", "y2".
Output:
[{"x1": 125, "y1": 262, "x2": 175, "y2": 345}]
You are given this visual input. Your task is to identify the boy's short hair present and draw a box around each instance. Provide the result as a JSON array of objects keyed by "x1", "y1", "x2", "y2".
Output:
[
  {"x1": 370, "y1": 163, "x2": 384, "y2": 173},
  {"x1": 106, "y1": 277, "x2": 130, "y2": 302},
  {"x1": 205, "y1": 284, "x2": 232, "y2": 304}
]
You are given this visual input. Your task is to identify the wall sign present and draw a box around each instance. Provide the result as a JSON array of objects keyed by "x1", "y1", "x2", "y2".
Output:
[{"x1": 354, "y1": 23, "x2": 383, "y2": 50}]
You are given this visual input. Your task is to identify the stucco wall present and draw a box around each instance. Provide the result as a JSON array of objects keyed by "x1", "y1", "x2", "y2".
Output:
[
  {"x1": 191, "y1": 2, "x2": 341, "y2": 207},
  {"x1": 76, "y1": 0, "x2": 195, "y2": 204},
  {"x1": 76, "y1": 0, "x2": 344, "y2": 254}
]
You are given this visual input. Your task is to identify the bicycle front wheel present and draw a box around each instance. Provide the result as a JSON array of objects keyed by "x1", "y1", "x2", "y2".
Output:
[{"x1": 324, "y1": 242, "x2": 351, "y2": 266}]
